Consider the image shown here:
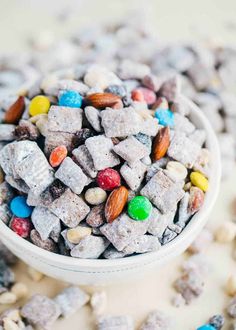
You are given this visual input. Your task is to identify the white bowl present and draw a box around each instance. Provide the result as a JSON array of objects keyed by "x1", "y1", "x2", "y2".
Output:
[{"x1": 0, "y1": 95, "x2": 221, "y2": 285}]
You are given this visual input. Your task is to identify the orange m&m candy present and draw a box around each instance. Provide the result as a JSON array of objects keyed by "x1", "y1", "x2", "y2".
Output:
[{"x1": 49, "y1": 145, "x2": 68, "y2": 168}]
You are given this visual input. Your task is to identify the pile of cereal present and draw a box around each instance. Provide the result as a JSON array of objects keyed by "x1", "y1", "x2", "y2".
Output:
[
  {"x1": 0, "y1": 65, "x2": 210, "y2": 259},
  {"x1": 27, "y1": 16, "x2": 236, "y2": 179}
]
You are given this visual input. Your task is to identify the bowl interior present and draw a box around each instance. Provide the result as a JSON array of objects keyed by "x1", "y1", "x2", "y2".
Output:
[{"x1": 0, "y1": 94, "x2": 221, "y2": 269}]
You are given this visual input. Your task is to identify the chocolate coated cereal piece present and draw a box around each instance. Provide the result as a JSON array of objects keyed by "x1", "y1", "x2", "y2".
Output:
[
  {"x1": 140, "y1": 310, "x2": 172, "y2": 330},
  {"x1": 54, "y1": 286, "x2": 89, "y2": 318},
  {"x1": 86, "y1": 204, "x2": 105, "y2": 228},
  {"x1": 103, "y1": 246, "x2": 127, "y2": 259},
  {"x1": 14, "y1": 119, "x2": 39, "y2": 141},
  {"x1": 145, "y1": 158, "x2": 169, "y2": 182},
  {"x1": 182, "y1": 254, "x2": 210, "y2": 277},
  {"x1": 44, "y1": 131, "x2": 75, "y2": 155},
  {"x1": 0, "y1": 142, "x2": 23, "y2": 178},
  {"x1": 188, "y1": 129, "x2": 206, "y2": 146},
  {"x1": 134, "y1": 133, "x2": 152, "y2": 153},
  {"x1": 21, "y1": 294, "x2": 61, "y2": 329},
  {"x1": 174, "y1": 269, "x2": 204, "y2": 304},
  {"x1": 48, "y1": 180, "x2": 66, "y2": 200},
  {"x1": 105, "y1": 84, "x2": 127, "y2": 97},
  {"x1": 142, "y1": 74, "x2": 162, "y2": 92},
  {"x1": 122, "y1": 235, "x2": 161, "y2": 254},
  {"x1": 0, "y1": 260, "x2": 15, "y2": 288},
  {"x1": 227, "y1": 297, "x2": 236, "y2": 318},
  {"x1": 30, "y1": 229, "x2": 58, "y2": 253},
  {"x1": 5, "y1": 175, "x2": 29, "y2": 193},
  {"x1": 167, "y1": 132, "x2": 201, "y2": 168},
  {"x1": 141, "y1": 170, "x2": 184, "y2": 214},
  {"x1": 139, "y1": 118, "x2": 159, "y2": 136},
  {"x1": 72, "y1": 145, "x2": 97, "y2": 178},
  {"x1": 84, "y1": 106, "x2": 102, "y2": 132},
  {"x1": 187, "y1": 61, "x2": 214, "y2": 90},
  {"x1": 55, "y1": 157, "x2": 89, "y2": 194},
  {"x1": 57, "y1": 79, "x2": 89, "y2": 95},
  {"x1": 61, "y1": 229, "x2": 75, "y2": 250},
  {"x1": 173, "y1": 113, "x2": 195, "y2": 135},
  {"x1": 177, "y1": 192, "x2": 191, "y2": 227},
  {"x1": 147, "y1": 207, "x2": 176, "y2": 237},
  {"x1": 72, "y1": 128, "x2": 95, "y2": 148},
  {"x1": 161, "y1": 228, "x2": 178, "y2": 245},
  {"x1": 48, "y1": 189, "x2": 90, "y2": 228},
  {"x1": 101, "y1": 107, "x2": 142, "y2": 138},
  {"x1": 209, "y1": 315, "x2": 224, "y2": 330},
  {"x1": 0, "y1": 204, "x2": 12, "y2": 225},
  {"x1": 49, "y1": 220, "x2": 61, "y2": 243},
  {"x1": 31, "y1": 207, "x2": 60, "y2": 241},
  {"x1": 12, "y1": 141, "x2": 54, "y2": 195},
  {"x1": 70, "y1": 235, "x2": 109, "y2": 259},
  {"x1": 118, "y1": 59, "x2": 150, "y2": 80},
  {"x1": 0, "y1": 124, "x2": 15, "y2": 141},
  {"x1": 171, "y1": 97, "x2": 191, "y2": 116},
  {"x1": 47, "y1": 105, "x2": 83, "y2": 134},
  {"x1": 84, "y1": 65, "x2": 121, "y2": 89},
  {"x1": 113, "y1": 136, "x2": 149, "y2": 164},
  {"x1": 0, "y1": 240, "x2": 17, "y2": 265},
  {"x1": 120, "y1": 161, "x2": 147, "y2": 191},
  {"x1": 97, "y1": 315, "x2": 134, "y2": 330},
  {"x1": 159, "y1": 76, "x2": 180, "y2": 102},
  {"x1": 85, "y1": 135, "x2": 120, "y2": 171},
  {"x1": 100, "y1": 213, "x2": 149, "y2": 251},
  {"x1": 0, "y1": 182, "x2": 14, "y2": 205},
  {"x1": 188, "y1": 229, "x2": 213, "y2": 254}
]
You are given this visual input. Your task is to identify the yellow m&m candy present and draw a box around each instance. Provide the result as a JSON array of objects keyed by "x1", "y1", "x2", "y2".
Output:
[
  {"x1": 190, "y1": 171, "x2": 209, "y2": 192},
  {"x1": 29, "y1": 95, "x2": 50, "y2": 116}
]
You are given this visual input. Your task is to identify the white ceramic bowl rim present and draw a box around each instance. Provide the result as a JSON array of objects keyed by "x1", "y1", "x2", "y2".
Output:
[{"x1": 0, "y1": 95, "x2": 221, "y2": 270}]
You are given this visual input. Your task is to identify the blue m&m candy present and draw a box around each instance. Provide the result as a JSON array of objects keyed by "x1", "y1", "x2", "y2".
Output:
[
  {"x1": 10, "y1": 196, "x2": 33, "y2": 218},
  {"x1": 155, "y1": 109, "x2": 174, "y2": 127},
  {"x1": 197, "y1": 325, "x2": 216, "y2": 330},
  {"x1": 58, "y1": 90, "x2": 83, "y2": 108}
]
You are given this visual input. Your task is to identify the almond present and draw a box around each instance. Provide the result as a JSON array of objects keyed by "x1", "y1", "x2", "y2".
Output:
[
  {"x1": 152, "y1": 127, "x2": 170, "y2": 161},
  {"x1": 188, "y1": 186, "x2": 204, "y2": 214},
  {"x1": 105, "y1": 186, "x2": 129, "y2": 223},
  {"x1": 84, "y1": 93, "x2": 122, "y2": 109},
  {"x1": 4, "y1": 96, "x2": 25, "y2": 124}
]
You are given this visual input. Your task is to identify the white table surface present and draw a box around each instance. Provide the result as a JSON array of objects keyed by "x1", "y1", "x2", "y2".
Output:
[{"x1": 0, "y1": 1, "x2": 236, "y2": 329}]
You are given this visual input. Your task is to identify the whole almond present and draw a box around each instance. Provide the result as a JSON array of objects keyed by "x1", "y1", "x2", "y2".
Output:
[
  {"x1": 84, "y1": 93, "x2": 122, "y2": 109},
  {"x1": 152, "y1": 127, "x2": 170, "y2": 161},
  {"x1": 105, "y1": 186, "x2": 129, "y2": 223},
  {"x1": 4, "y1": 96, "x2": 25, "y2": 124}
]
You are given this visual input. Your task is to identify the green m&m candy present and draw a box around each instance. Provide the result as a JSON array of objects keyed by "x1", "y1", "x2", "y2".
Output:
[{"x1": 128, "y1": 196, "x2": 152, "y2": 221}]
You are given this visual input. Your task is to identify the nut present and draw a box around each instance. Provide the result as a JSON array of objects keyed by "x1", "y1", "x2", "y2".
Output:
[
  {"x1": 3, "y1": 318, "x2": 20, "y2": 330},
  {"x1": 85, "y1": 187, "x2": 107, "y2": 205},
  {"x1": 27, "y1": 267, "x2": 44, "y2": 282},
  {"x1": 84, "y1": 93, "x2": 122, "y2": 109},
  {"x1": 11, "y1": 282, "x2": 29, "y2": 300},
  {"x1": 90, "y1": 291, "x2": 107, "y2": 316},
  {"x1": 152, "y1": 127, "x2": 170, "y2": 161},
  {"x1": 4, "y1": 96, "x2": 25, "y2": 124},
  {"x1": 105, "y1": 186, "x2": 129, "y2": 223},
  {"x1": 2, "y1": 309, "x2": 20, "y2": 322},
  {"x1": 214, "y1": 221, "x2": 236, "y2": 243},
  {"x1": 188, "y1": 187, "x2": 205, "y2": 214},
  {"x1": 67, "y1": 226, "x2": 92, "y2": 244},
  {"x1": 166, "y1": 161, "x2": 188, "y2": 181},
  {"x1": 0, "y1": 292, "x2": 17, "y2": 305},
  {"x1": 226, "y1": 275, "x2": 236, "y2": 296}
]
